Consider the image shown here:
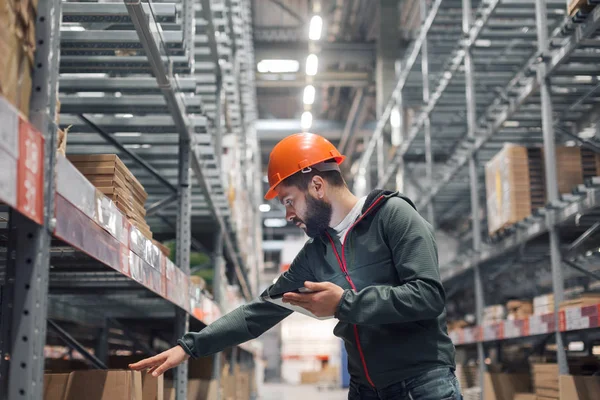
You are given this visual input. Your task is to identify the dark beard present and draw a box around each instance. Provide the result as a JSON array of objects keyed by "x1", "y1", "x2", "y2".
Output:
[{"x1": 296, "y1": 194, "x2": 332, "y2": 238}]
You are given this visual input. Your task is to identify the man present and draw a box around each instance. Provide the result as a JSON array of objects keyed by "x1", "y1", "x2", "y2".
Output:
[{"x1": 130, "y1": 133, "x2": 461, "y2": 400}]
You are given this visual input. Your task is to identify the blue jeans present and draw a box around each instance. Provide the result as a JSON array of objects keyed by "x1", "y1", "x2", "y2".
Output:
[{"x1": 348, "y1": 367, "x2": 463, "y2": 400}]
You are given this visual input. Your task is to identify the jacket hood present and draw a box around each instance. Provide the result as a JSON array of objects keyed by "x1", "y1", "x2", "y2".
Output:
[{"x1": 361, "y1": 189, "x2": 417, "y2": 215}]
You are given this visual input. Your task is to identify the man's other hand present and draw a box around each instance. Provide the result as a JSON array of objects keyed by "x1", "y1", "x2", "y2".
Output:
[
  {"x1": 282, "y1": 281, "x2": 345, "y2": 317},
  {"x1": 129, "y1": 345, "x2": 190, "y2": 377}
]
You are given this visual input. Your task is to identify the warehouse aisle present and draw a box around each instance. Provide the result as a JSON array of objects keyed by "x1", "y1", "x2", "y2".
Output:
[{"x1": 259, "y1": 383, "x2": 348, "y2": 400}]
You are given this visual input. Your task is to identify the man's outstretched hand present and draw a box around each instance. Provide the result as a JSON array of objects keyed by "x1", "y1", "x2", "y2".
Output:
[
  {"x1": 282, "y1": 281, "x2": 345, "y2": 318},
  {"x1": 129, "y1": 345, "x2": 190, "y2": 377}
]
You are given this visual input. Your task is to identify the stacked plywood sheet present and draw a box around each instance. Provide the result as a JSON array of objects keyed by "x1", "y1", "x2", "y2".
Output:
[
  {"x1": 532, "y1": 363, "x2": 559, "y2": 400},
  {"x1": 67, "y1": 154, "x2": 151, "y2": 238}
]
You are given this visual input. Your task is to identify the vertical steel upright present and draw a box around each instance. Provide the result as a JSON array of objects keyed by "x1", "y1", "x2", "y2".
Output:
[
  {"x1": 534, "y1": 0, "x2": 568, "y2": 375},
  {"x1": 462, "y1": 0, "x2": 486, "y2": 395},
  {"x1": 4, "y1": 0, "x2": 62, "y2": 398},
  {"x1": 376, "y1": 135, "x2": 385, "y2": 185},
  {"x1": 212, "y1": 229, "x2": 224, "y2": 400},
  {"x1": 175, "y1": 137, "x2": 192, "y2": 399},
  {"x1": 420, "y1": 0, "x2": 435, "y2": 227}
]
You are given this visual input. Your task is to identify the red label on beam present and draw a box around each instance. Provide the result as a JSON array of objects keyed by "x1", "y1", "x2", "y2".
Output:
[{"x1": 17, "y1": 117, "x2": 44, "y2": 225}]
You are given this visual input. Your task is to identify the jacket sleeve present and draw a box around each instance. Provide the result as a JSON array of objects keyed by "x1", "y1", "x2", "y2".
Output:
[
  {"x1": 178, "y1": 245, "x2": 315, "y2": 358},
  {"x1": 335, "y1": 197, "x2": 446, "y2": 325}
]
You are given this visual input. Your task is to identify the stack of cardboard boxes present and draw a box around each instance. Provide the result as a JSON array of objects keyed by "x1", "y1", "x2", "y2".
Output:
[
  {"x1": 506, "y1": 300, "x2": 533, "y2": 320},
  {"x1": 534, "y1": 294, "x2": 555, "y2": 315},
  {"x1": 559, "y1": 293, "x2": 600, "y2": 310},
  {"x1": 0, "y1": 0, "x2": 36, "y2": 118},
  {"x1": 483, "y1": 372, "x2": 531, "y2": 400},
  {"x1": 483, "y1": 305, "x2": 507, "y2": 323},
  {"x1": 485, "y1": 144, "x2": 533, "y2": 236},
  {"x1": 44, "y1": 370, "x2": 163, "y2": 400},
  {"x1": 67, "y1": 154, "x2": 151, "y2": 239},
  {"x1": 532, "y1": 363, "x2": 559, "y2": 400},
  {"x1": 485, "y1": 145, "x2": 598, "y2": 236}
]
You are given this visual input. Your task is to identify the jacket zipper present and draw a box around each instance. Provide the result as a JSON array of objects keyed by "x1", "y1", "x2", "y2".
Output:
[{"x1": 325, "y1": 196, "x2": 385, "y2": 388}]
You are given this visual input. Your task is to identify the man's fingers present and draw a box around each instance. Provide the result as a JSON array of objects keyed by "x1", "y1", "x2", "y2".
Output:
[
  {"x1": 129, "y1": 355, "x2": 162, "y2": 370},
  {"x1": 304, "y1": 281, "x2": 330, "y2": 291},
  {"x1": 152, "y1": 361, "x2": 173, "y2": 377},
  {"x1": 283, "y1": 293, "x2": 312, "y2": 303}
]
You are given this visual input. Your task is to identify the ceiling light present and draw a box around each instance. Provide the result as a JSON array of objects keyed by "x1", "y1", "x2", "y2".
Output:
[
  {"x1": 504, "y1": 121, "x2": 520, "y2": 128},
  {"x1": 115, "y1": 92, "x2": 122, "y2": 98},
  {"x1": 114, "y1": 132, "x2": 142, "y2": 137},
  {"x1": 303, "y1": 85, "x2": 315, "y2": 105},
  {"x1": 264, "y1": 218, "x2": 288, "y2": 228},
  {"x1": 301, "y1": 111, "x2": 313, "y2": 130},
  {"x1": 141, "y1": 144, "x2": 152, "y2": 149},
  {"x1": 390, "y1": 106, "x2": 401, "y2": 129},
  {"x1": 580, "y1": 127, "x2": 596, "y2": 139},
  {"x1": 309, "y1": 15, "x2": 323, "y2": 40},
  {"x1": 61, "y1": 24, "x2": 85, "y2": 32},
  {"x1": 123, "y1": 144, "x2": 141, "y2": 149},
  {"x1": 259, "y1": 204, "x2": 271, "y2": 213},
  {"x1": 305, "y1": 54, "x2": 318, "y2": 76},
  {"x1": 575, "y1": 75, "x2": 593, "y2": 82},
  {"x1": 390, "y1": 105, "x2": 403, "y2": 146},
  {"x1": 257, "y1": 59, "x2": 300, "y2": 74},
  {"x1": 116, "y1": 113, "x2": 133, "y2": 118},
  {"x1": 76, "y1": 92, "x2": 105, "y2": 98},
  {"x1": 474, "y1": 39, "x2": 491, "y2": 47}
]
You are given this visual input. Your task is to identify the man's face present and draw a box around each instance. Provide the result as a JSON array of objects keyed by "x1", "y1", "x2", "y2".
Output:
[{"x1": 278, "y1": 184, "x2": 332, "y2": 238}]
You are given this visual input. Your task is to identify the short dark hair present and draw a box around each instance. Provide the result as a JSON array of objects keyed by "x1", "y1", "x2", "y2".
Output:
[{"x1": 281, "y1": 159, "x2": 346, "y2": 191}]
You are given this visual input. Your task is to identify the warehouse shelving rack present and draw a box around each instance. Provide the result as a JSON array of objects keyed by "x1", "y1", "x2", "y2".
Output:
[
  {"x1": 0, "y1": 1, "x2": 262, "y2": 399},
  {"x1": 357, "y1": 0, "x2": 600, "y2": 396}
]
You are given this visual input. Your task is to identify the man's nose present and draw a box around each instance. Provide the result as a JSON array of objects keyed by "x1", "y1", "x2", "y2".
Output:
[{"x1": 286, "y1": 209, "x2": 295, "y2": 222}]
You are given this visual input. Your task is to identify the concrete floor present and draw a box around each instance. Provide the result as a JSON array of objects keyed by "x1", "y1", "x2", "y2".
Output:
[{"x1": 259, "y1": 383, "x2": 348, "y2": 400}]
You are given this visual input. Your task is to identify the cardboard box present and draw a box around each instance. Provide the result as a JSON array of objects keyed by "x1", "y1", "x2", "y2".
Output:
[
  {"x1": 559, "y1": 375, "x2": 600, "y2": 400},
  {"x1": 485, "y1": 144, "x2": 532, "y2": 235},
  {"x1": 483, "y1": 373, "x2": 531, "y2": 400},
  {"x1": 513, "y1": 394, "x2": 536, "y2": 400},
  {"x1": 44, "y1": 374, "x2": 70, "y2": 400},
  {"x1": 141, "y1": 372, "x2": 164, "y2": 400},
  {"x1": 43, "y1": 370, "x2": 143, "y2": 400},
  {"x1": 44, "y1": 370, "x2": 165, "y2": 400},
  {"x1": 188, "y1": 379, "x2": 218, "y2": 400},
  {"x1": 188, "y1": 356, "x2": 214, "y2": 380}
]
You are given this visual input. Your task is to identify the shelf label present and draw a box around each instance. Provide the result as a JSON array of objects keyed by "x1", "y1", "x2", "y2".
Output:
[
  {"x1": 463, "y1": 327, "x2": 480, "y2": 344},
  {"x1": 482, "y1": 322, "x2": 504, "y2": 342},
  {"x1": 529, "y1": 313, "x2": 555, "y2": 335},
  {"x1": 17, "y1": 118, "x2": 44, "y2": 225},
  {"x1": 560, "y1": 305, "x2": 600, "y2": 332},
  {"x1": 0, "y1": 148, "x2": 17, "y2": 208},
  {"x1": 0, "y1": 97, "x2": 19, "y2": 158},
  {"x1": 504, "y1": 319, "x2": 529, "y2": 339}
]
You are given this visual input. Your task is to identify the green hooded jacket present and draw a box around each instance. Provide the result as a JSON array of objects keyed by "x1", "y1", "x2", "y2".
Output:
[{"x1": 179, "y1": 190, "x2": 456, "y2": 388}]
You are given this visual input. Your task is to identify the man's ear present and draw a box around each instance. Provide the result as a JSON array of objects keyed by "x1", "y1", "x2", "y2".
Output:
[{"x1": 311, "y1": 175, "x2": 326, "y2": 198}]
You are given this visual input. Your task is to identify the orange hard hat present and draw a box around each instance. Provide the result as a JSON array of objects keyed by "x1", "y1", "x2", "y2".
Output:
[{"x1": 264, "y1": 133, "x2": 345, "y2": 200}]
